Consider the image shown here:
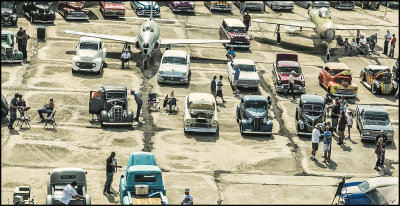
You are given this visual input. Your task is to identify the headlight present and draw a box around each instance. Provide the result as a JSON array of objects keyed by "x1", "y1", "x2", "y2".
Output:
[
  {"x1": 185, "y1": 119, "x2": 190, "y2": 124},
  {"x1": 182, "y1": 72, "x2": 187, "y2": 76},
  {"x1": 387, "y1": 132, "x2": 394, "y2": 137},
  {"x1": 299, "y1": 120, "x2": 304, "y2": 130},
  {"x1": 334, "y1": 86, "x2": 337, "y2": 90},
  {"x1": 263, "y1": 117, "x2": 268, "y2": 124},
  {"x1": 105, "y1": 9, "x2": 111, "y2": 13},
  {"x1": 159, "y1": 71, "x2": 163, "y2": 74},
  {"x1": 277, "y1": 80, "x2": 281, "y2": 84},
  {"x1": 376, "y1": 83, "x2": 381, "y2": 88},
  {"x1": 92, "y1": 63, "x2": 96, "y2": 68},
  {"x1": 212, "y1": 120, "x2": 218, "y2": 126},
  {"x1": 75, "y1": 62, "x2": 80, "y2": 66},
  {"x1": 393, "y1": 82, "x2": 398, "y2": 88},
  {"x1": 354, "y1": 87, "x2": 357, "y2": 90},
  {"x1": 363, "y1": 131, "x2": 370, "y2": 135},
  {"x1": 302, "y1": 81, "x2": 305, "y2": 87},
  {"x1": 35, "y1": 9, "x2": 39, "y2": 13},
  {"x1": 248, "y1": 118, "x2": 253, "y2": 123}
]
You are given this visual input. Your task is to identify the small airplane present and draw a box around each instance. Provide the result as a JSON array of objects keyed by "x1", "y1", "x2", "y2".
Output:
[
  {"x1": 252, "y1": 3, "x2": 377, "y2": 61},
  {"x1": 65, "y1": 1, "x2": 229, "y2": 69}
]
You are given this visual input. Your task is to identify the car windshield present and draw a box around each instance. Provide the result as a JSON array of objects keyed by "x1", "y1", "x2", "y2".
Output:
[
  {"x1": 106, "y1": 92, "x2": 126, "y2": 99},
  {"x1": 1, "y1": 2, "x2": 14, "y2": 9},
  {"x1": 364, "y1": 112, "x2": 389, "y2": 122},
  {"x1": 358, "y1": 181, "x2": 370, "y2": 192},
  {"x1": 245, "y1": 100, "x2": 267, "y2": 109},
  {"x1": 162, "y1": 56, "x2": 187, "y2": 65},
  {"x1": 79, "y1": 42, "x2": 98, "y2": 50},
  {"x1": 303, "y1": 104, "x2": 324, "y2": 113},
  {"x1": 134, "y1": 174, "x2": 156, "y2": 182},
  {"x1": 227, "y1": 26, "x2": 246, "y2": 33},
  {"x1": 277, "y1": 66, "x2": 301, "y2": 73},
  {"x1": 236, "y1": 64, "x2": 256, "y2": 72},
  {"x1": 333, "y1": 77, "x2": 351, "y2": 84}
]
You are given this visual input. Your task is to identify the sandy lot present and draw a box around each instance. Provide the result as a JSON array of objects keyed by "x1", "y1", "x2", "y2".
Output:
[{"x1": 1, "y1": 1, "x2": 398, "y2": 204}]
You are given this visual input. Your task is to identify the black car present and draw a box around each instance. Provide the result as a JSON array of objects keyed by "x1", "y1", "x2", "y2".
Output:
[
  {"x1": 1, "y1": 1, "x2": 18, "y2": 26},
  {"x1": 356, "y1": 105, "x2": 394, "y2": 143},
  {"x1": 22, "y1": 1, "x2": 56, "y2": 23},
  {"x1": 354, "y1": 1, "x2": 379, "y2": 9},
  {"x1": 296, "y1": 94, "x2": 326, "y2": 135},
  {"x1": 393, "y1": 58, "x2": 399, "y2": 84},
  {"x1": 89, "y1": 85, "x2": 134, "y2": 126},
  {"x1": 330, "y1": 1, "x2": 355, "y2": 10},
  {"x1": 1, "y1": 94, "x2": 9, "y2": 118}
]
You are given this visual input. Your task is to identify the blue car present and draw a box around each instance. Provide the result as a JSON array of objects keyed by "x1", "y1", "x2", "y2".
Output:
[
  {"x1": 236, "y1": 95, "x2": 273, "y2": 135},
  {"x1": 130, "y1": 1, "x2": 160, "y2": 17},
  {"x1": 339, "y1": 177, "x2": 398, "y2": 205}
]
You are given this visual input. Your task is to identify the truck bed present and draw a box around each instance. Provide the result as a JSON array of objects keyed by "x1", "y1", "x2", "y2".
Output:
[{"x1": 132, "y1": 197, "x2": 161, "y2": 205}]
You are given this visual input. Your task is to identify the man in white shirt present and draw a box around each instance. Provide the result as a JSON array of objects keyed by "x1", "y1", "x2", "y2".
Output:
[
  {"x1": 310, "y1": 124, "x2": 321, "y2": 161},
  {"x1": 181, "y1": 188, "x2": 194, "y2": 205},
  {"x1": 347, "y1": 111, "x2": 353, "y2": 140},
  {"x1": 121, "y1": 50, "x2": 131, "y2": 69},
  {"x1": 59, "y1": 181, "x2": 85, "y2": 205},
  {"x1": 284, "y1": 71, "x2": 296, "y2": 100},
  {"x1": 383, "y1": 30, "x2": 391, "y2": 55}
]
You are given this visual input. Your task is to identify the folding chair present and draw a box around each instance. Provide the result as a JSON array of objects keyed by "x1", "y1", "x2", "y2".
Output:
[
  {"x1": 44, "y1": 110, "x2": 57, "y2": 129},
  {"x1": 17, "y1": 108, "x2": 30, "y2": 129}
]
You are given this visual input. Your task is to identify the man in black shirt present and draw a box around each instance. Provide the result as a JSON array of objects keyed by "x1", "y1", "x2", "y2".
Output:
[
  {"x1": 16, "y1": 27, "x2": 24, "y2": 52},
  {"x1": 103, "y1": 152, "x2": 122, "y2": 195},
  {"x1": 331, "y1": 101, "x2": 340, "y2": 132},
  {"x1": 8, "y1": 93, "x2": 20, "y2": 130},
  {"x1": 375, "y1": 130, "x2": 388, "y2": 167}
]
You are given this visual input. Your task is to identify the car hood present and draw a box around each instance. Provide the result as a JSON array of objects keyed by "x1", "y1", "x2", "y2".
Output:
[
  {"x1": 1, "y1": 8, "x2": 13, "y2": 15},
  {"x1": 136, "y1": 1, "x2": 159, "y2": 9},
  {"x1": 104, "y1": 2, "x2": 124, "y2": 9},
  {"x1": 362, "y1": 121, "x2": 393, "y2": 132},
  {"x1": 78, "y1": 50, "x2": 99, "y2": 61},
  {"x1": 239, "y1": 72, "x2": 259, "y2": 81},
  {"x1": 35, "y1": 4, "x2": 51, "y2": 10},
  {"x1": 160, "y1": 63, "x2": 188, "y2": 73},
  {"x1": 302, "y1": 112, "x2": 324, "y2": 124},
  {"x1": 68, "y1": 2, "x2": 85, "y2": 9},
  {"x1": 245, "y1": 108, "x2": 267, "y2": 118},
  {"x1": 278, "y1": 73, "x2": 304, "y2": 81}
]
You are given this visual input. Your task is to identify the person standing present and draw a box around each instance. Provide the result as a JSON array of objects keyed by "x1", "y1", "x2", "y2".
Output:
[
  {"x1": 120, "y1": 50, "x2": 131, "y2": 69},
  {"x1": 110, "y1": 156, "x2": 118, "y2": 186},
  {"x1": 374, "y1": 138, "x2": 384, "y2": 171},
  {"x1": 389, "y1": 34, "x2": 396, "y2": 57},
  {"x1": 324, "y1": 93, "x2": 333, "y2": 117},
  {"x1": 210, "y1": 74, "x2": 217, "y2": 100},
  {"x1": 375, "y1": 130, "x2": 388, "y2": 167},
  {"x1": 103, "y1": 152, "x2": 122, "y2": 195},
  {"x1": 337, "y1": 111, "x2": 347, "y2": 145},
  {"x1": 310, "y1": 124, "x2": 321, "y2": 161},
  {"x1": 16, "y1": 27, "x2": 24, "y2": 52},
  {"x1": 37, "y1": 98, "x2": 55, "y2": 122},
  {"x1": 216, "y1": 75, "x2": 226, "y2": 104},
  {"x1": 323, "y1": 127, "x2": 332, "y2": 163},
  {"x1": 383, "y1": 30, "x2": 391, "y2": 55},
  {"x1": 21, "y1": 30, "x2": 30, "y2": 60},
  {"x1": 239, "y1": 1, "x2": 246, "y2": 15},
  {"x1": 369, "y1": 32, "x2": 377, "y2": 51},
  {"x1": 243, "y1": 11, "x2": 251, "y2": 33},
  {"x1": 346, "y1": 111, "x2": 353, "y2": 140},
  {"x1": 339, "y1": 95, "x2": 348, "y2": 112},
  {"x1": 181, "y1": 188, "x2": 194, "y2": 205},
  {"x1": 233, "y1": 66, "x2": 240, "y2": 94},
  {"x1": 59, "y1": 181, "x2": 85, "y2": 205},
  {"x1": 131, "y1": 89, "x2": 143, "y2": 121},
  {"x1": 285, "y1": 71, "x2": 296, "y2": 100},
  {"x1": 331, "y1": 101, "x2": 340, "y2": 131},
  {"x1": 8, "y1": 93, "x2": 20, "y2": 130}
]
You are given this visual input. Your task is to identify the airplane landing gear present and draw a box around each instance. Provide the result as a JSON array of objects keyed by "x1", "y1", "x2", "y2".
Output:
[
  {"x1": 275, "y1": 24, "x2": 281, "y2": 44},
  {"x1": 143, "y1": 59, "x2": 147, "y2": 69},
  {"x1": 326, "y1": 45, "x2": 331, "y2": 61}
]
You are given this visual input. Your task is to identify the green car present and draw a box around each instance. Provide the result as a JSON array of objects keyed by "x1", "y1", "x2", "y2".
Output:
[{"x1": 1, "y1": 30, "x2": 23, "y2": 63}]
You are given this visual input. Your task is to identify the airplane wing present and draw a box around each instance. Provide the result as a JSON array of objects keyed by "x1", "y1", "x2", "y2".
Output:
[
  {"x1": 334, "y1": 24, "x2": 378, "y2": 31},
  {"x1": 64, "y1": 30, "x2": 137, "y2": 43},
  {"x1": 252, "y1": 18, "x2": 316, "y2": 29},
  {"x1": 160, "y1": 39, "x2": 230, "y2": 45}
]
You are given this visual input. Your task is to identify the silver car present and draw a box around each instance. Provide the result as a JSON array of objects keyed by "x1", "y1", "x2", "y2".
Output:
[
  {"x1": 266, "y1": 1, "x2": 294, "y2": 10},
  {"x1": 158, "y1": 50, "x2": 190, "y2": 85},
  {"x1": 295, "y1": 1, "x2": 330, "y2": 9},
  {"x1": 227, "y1": 59, "x2": 260, "y2": 89}
]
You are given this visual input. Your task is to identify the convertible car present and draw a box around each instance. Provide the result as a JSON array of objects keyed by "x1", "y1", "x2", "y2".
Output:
[
  {"x1": 319, "y1": 63, "x2": 358, "y2": 97},
  {"x1": 360, "y1": 65, "x2": 398, "y2": 95}
]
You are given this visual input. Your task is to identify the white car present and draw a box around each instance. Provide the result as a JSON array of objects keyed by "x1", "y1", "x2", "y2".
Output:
[
  {"x1": 266, "y1": 1, "x2": 294, "y2": 10},
  {"x1": 184, "y1": 93, "x2": 218, "y2": 133},
  {"x1": 227, "y1": 59, "x2": 260, "y2": 89},
  {"x1": 72, "y1": 37, "x2": 106, "y2": 74},
  {"x1": 157, "y1": 50, "x2": 190, "y2": 84}
]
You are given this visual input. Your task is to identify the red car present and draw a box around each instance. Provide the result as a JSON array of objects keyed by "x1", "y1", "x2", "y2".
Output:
[
  {"x1": 272, "y1": 53, "x2": 306, "y2": 93},
  {"x1": 99, "y1": 1, "x2": 125, "y2": 17},
  {"x1": 58, "y1": 1, "x2": 89, "y2": 20},
  {"x1": 318, "y1": 63, "x2": 358, "y2": 97},
  {"x1": 219, "y1": 18, "x2": 250, "y2": 49}
]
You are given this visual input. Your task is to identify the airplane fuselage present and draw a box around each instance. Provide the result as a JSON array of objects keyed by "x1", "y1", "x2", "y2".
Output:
[
  {"x1": 308, "y1": 8, "x2": 335, "y2": 43},
  {"x1": 135, "y1": 19, "x2": 161, "y2": 61}
]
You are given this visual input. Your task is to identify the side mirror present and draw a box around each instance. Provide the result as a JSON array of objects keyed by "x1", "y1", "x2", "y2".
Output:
[{"x1": 85, "y1": 171, "x2": 87, "y2": 174}]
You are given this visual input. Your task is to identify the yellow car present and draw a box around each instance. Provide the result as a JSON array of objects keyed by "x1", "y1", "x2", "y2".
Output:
[{"x1": 318, "y1": 63, "x2": 358, "y2": 97}]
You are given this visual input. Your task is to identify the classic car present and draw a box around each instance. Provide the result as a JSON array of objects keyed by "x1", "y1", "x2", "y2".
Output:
[
  {"x1": 272, "y1": 53, "x2": 306, "y2": 93},
  {"x1": 356, "y1": 105, "x2": 394, "y2": 142},
  {"x1": 295, "y1": 1, "x2": 330, "y2": 9},
  {"x1": 318, "y1": 63, "x2": 358, "y2": 97},
  {"x1": 1, "y1": 30, "x2": 23, "y2": 63},
  {"x1": 266, "y1": 1, "x2": 295, "y2": 10},
  {"x1": 120, "y1": 152, "x2": 169, "y2": 205},
  {"x1": 46, "y1": 168, "x2": 91, "y2": 205},
  {"x1": 22, "y1": 1, "x2": 56, "y2": 23},
  {"x1": 360, "y1": 65, "x2": 398, "y2": 95},
  {"x1": 219, "y1": 18, "x2": 251, "y2": 49},
  {"x1": 329, "y1": 1, "x2": 355, "y2": 10},
  {"x1": 131, "y1": 1, "x2": 160, "y2": 17},
  {"x1": 1, "y1": 94, "x2": 8, "y2": 118},
  {"x1": 99, "y1": 1, "x2": 125, "y2": 17},
  {"x1": 339, "y1": 177, "x2": 398, "y2": 205},
  {"x1": 58, "y1": 1, "x2": 89, "y2": 20},
  {"x1": 169, "y1": 1, "x2": 195, "y2": 13},
  {"x1": 233, "y1": 1, "x2": 264, "y2": 11},
  {"x1": 355, "y1": 1, "x2": 380, "y2": 9},
  {"x1": 72, "y1": 37, "x2": 106, "y2": 74},
  {"x1": 1, "y1": 1, "x2": 18, "y2": 26},
  {"x1": 13, "y1": 186, "x2": 34, "y2": 205},
  {"x1": 157, "y1": 50, "x2": 190, "y2": 85},
  {"x1": 89, "y1": 85, "x2": 134, "y2": 126},
  {"x1": 380, "y1": 1, "x2": 399, "y2": 8},
  {"x1": 393, "y1": 58, "x2": 399, "y2": 83},
  {"x1": 296, "y1": 94, "x2": 325, "y2": 135},
  {"x1": 204, "y1": 1, "x2": 233, "y2": 11},
  {"x1": 236, "y1": 95, "x2": 273, "y2": 135},
  {"x1": 227, "y1": 58, "x2": 259, "y2": 89},
  {"x1": 184, "y1": 93, "x2": 218, "y2": 133}
]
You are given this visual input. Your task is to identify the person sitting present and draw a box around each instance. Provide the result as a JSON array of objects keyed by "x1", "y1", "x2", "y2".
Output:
[
  {"x1": 350, "y1": 38, "x2": 358, "y2": 56},
  {"x1": 358, "y1": 35, "x2": 370, "y2": 54},
  {"x1": 337, "y1": 35, "x2": 344, "y2": 47},
  {"x1": 16, "y1": 94, "x2": 31, "y2": 116},
  {"x1": 343, "y1": 38, "x2": 350, "y2": 55},
  {"x1": 226, "y1": 47, "x2": 236, "y2": 62},
  {"x1": 37, "y1": 98, "x2": 55, "y2": 122},
  {"x1": 163, "y1": 90, "x2": 177, "y2": 111},
  {"x1": 120, "y1": 49, "x2": 131, "y2": 69}
]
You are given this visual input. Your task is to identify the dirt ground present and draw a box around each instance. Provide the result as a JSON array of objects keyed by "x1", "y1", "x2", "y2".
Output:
[{"x1": 1, "y1": 1, "x2": 398, "y2": 204}]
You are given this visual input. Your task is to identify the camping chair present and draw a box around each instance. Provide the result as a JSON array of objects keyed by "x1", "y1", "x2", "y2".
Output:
[
  {"x1": 17, "y1": 108, "x2": 30, "y2": 129},
  {"x1": 44, "y1": 110, "x2": 57, "y2": 129}
]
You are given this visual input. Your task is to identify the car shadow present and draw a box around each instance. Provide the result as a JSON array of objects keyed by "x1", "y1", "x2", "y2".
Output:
[
  {"x1": 191, "y1": 57, "x2": 226, "y2": 65},
  {"x1": 184, "y1": 132, "x2": 219, "y2": 142},
  {"x1": 253, "y1": 36, "x2": 325, "y2": 56},
  {"x1": 241, "y1": 133, "x2": 275, "y2": 141},
  {"x1": 158, "y1": 83, "x2": 189, "y2": 89},
  {"x1": 101, "y1": 125, "x2": 134, "y2": 132},
  {"x1": 208, "y1": 10, "x2": 233, "y2": 16},
  {"x1": 72, "y1": 71, "x2": 104, "y2": 79},
  {"x1": 88, "y1": 10, "x2": 99, "y2": 20},
  {"x1": 173, "y1": 11, "x2": 196, "y2": 16}
]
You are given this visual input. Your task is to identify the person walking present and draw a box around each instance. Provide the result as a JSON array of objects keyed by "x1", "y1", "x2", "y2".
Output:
[
  {"x1": 375, "y1": 130, "x2": 388, "y2": 167},
  {"x1": 120, "y1": 49, "x2": 131, "y2": 69},
  {"x1": 383, "y1": 30, "x2": 391, "y2": 55},
  {"x1": 243, "y1": 11, "x2": 251, "y2": 33},
  {"x1": 285, "y1": 71, "x2": 296, "y2": 100},
  {"x1": 323, "y1": 127, "x2": 332, "y2": 163},
  {"x1": 337, "y1": 111, "x2": 347, "y2": 145},
  {"x1": 131, "y1": 89, "x2": 143, "y2": 121},
  {"x1": 233, "y1": 66, "x2": 240, "y2": 94},
  {"x1": 389, "y1": 34, "x2": 396, "y2": 57},
  {"x1": 8, "y1": 93, "x2": 20, "y2": 130},
  {"x1": 310, "y1": 124, "x2": 321, "y2": 161},
  {"x1": 21, "y1": 30, "x2": 30, "y2": 60},
  {"x1": 181, "y1": 188, "x2": 194, "y2": 205},
  {"x1": 346, "y1": 111, "x2": 353, "y2": 140},
  {"x1": 331, "y1": 101, "x2": 340, "y2": 132},
  {"x1": 369, "y1": 32, "x2": 377, "y2": 51},
  {"x1": 37, "y1": 98, "x2": 55, "y2": 122},
  {"x1": 210, "y1": 74, "x2": 217, "y2": 100},
  {"x1": 374, "y1": 138, "x2": 384, "y2": 171},
  {"x1": 16, "y1": 27, "x2": 24, "y2": 52},
  {"x1": 103, "y1": 152, "x2": 122, "y2": 195},
  {"x1": 216, "y1": 75, "x2": 226, "y2": 104},
  {"x1": 59, "y1": 181, "x2": 85, "y2": 205}
]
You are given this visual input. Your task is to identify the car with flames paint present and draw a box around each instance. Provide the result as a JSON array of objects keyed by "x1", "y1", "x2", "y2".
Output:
[
  {"x1": 272, "y1": 53, "x2": 306, "y2": 93},
  {"x1": 204, "y1": 1, "x2": 233, "y2": 11},
  {"x1": 318, "y1": 63, "x2": 358, "y2": 97},
  {"x1": 184, "y1": 93, "x2": 218, "y2": 133},
  {"x1": 99, "y1": 1, "x2": 125, "y2": 17},
  {"x1": 22, "y1": 1, "x2": 56, "y2": 23},
  {"x1": 219, "y1": 18, "x2": 250, "y2": 49},
  {"x1": 360, "y1": 65, "x2": 398, "y2": 95},
  {"x1": 1, "y1": 1, "x2": 18, "y2": 26},
  {"x1": 58, "y1": 1, "x2": 89, "y2": 20},
  {"x1": 296, "y1": 94, "x2": 325, "y2": 135},
  {"x1": 169, "y1": 1, "x2": 195, "y2": 13},
  {"x1": 131, "y1": 1, "x2": 160, "y2": 17}
]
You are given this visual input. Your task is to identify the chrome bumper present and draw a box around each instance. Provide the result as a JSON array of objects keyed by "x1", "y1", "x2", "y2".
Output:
[
  {"x1": 331, "y1": 93, "x2": 357, "y2": 98},
  {"x1": 226, "y1": 43, "x2": 250, "y2": 48},
  {"x1": 210, "y1": 6, "x2": 232, "y2": 11},
  {"x1": 102, "y1": 122, "x2": 132, "y2": 125},
  {"x1": 272, "y1": 5, "x2": 294, "y2": 10},
  {"x1": 184, "y1": 127, "x2": 217, "y2": 133},
  {"x1": 242, "y1": 130, "x2": 272, "y2": 135},
  {"x1": 66, "y1": 15, "x2": 89, "y2": 20},
  {"x1": 276, "y1": 84, "x2": 306, "y2": 93},
  {"x1": 34, "y1": 20, "x2": 54, "y2": 23}
]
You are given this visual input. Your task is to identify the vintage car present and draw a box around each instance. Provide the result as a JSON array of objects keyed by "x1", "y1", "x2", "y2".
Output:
[
  {"x1": 227, "y1": 59, "x2": 259, "y2": 89},
  {"x1": 295, "y1": 1, "x2": 330, "y2": 9},
  {"x1": 339, "y1": 177, "x2": 398, "y2": 205},
  {"x1": 99, "y1": 1, "x2": 125, "y2": 17},
  {"x1": 329, "y1": 1, "x2": 355, "y2": 10},
  {"x1": 46, "y1": 168, "x2": 91, "y2": 205},
  {"x1": 380, "y1": 1, "x2": 399, "y2": 8},
  {"x1": 1, "y1": 30, "x2": 23, "y2": 63},
  {"x1": 355, "y1": 1, "x2": 380, "y2": 9},
  {"x1": 356, "y1": 105, "x2": 394, "y2": 143},
  {"x1": 131, "y1": 1, "x2": 160, "y2": 17},
  {"x1": 13, "y1": 186, "x2": 34, "y2": 205},
  {"x1": 89, "y1": 85, "x2": 134, "y2": 126},
  {"x1": 157, "y1": 50, "x2": 190, "y2": 85},
  {"x1": 266, "y1": 1, "x2": 295, "y2": 10},
  {"x1": 1, "y1": 1, "x2": 18, "y2": 26},
  {"x1": 58, "y1": 1, "x2": 89, "y2": 20},
  {"x1": 393, "y1": 58, "x2": 399, "y2": 83},
  {"x1": 360, "y1": 65, "x2": 398, "y2": 95},
  {"x1": 272, "y1": 53, "x2": 306, "y2": 93},
  {"x1": 120, "y1": 152, "x2": 168, "y2": 205},
  {"x1": 233, "y1": 1, "x2": 264, "y2": 11},
  {"x1": 295, "y1": 94, "x2": 325, "y2": 135},
  {"x1": 72, "y1": 37, "x2": 106, "y2": 74},
  {"x1": 22, "y1": 1, "x2": 56, "y2": 23},
  {"x1": 184, "y1": 93, "x2": 218, "y2": 133},
  {"x1": 219, "y1": 18, "x2": 251, "y2": 49},
  {"x1": 1, "y1": 94, "x2": 8, "y2": 118},
  {"x1": 204, "y1": 1, "x2": 233, "y2": 11},
  {"x1": 169, "y1": 1, "x2": 195, "y2": 13},
  {"x1": 318, "y1": 63, "x2": 358, "y2": 97},
  {"x1": 236, "y1": 95, "x2": 273, "y2": 135}
]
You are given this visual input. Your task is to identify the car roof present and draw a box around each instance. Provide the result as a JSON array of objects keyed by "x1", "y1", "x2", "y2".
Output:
[
  {"x1": 163, "y1": 50, "x2": 188, "y2": 58},
  {"x1": 325, "y1": 62, "x2": 349, "y2": 70},
  {"x1": 188, "y1": 93, "x2": 215, "y2": 104},
  {"x1": 366, "y1": 177, "x2": 398, "y2": 190},
  {"x1": 79, "y1": 37, "x2": 101, "y2": 43},
  {"x1": 233, "y1": 59, "x2": 255, "y2": 65},
  {"x1": 365, "y1": 65, "x2": 390, "y2": 70},
  {"x1": 102, "y1": 85, "x2": 127, "y2": 92},
  {"x1": 300, "y1": 94, "x2": 324, "y2": 104},
  {"x1": 278, "y1": 61, "x2": 300, "y2": 67},
  {"x1": 358, "y1": 105, "x2": 387, "y2": 113},
  {"x1": 243, "y1": 95, "x2": 267, "y2": 102},
  {"x1": 127, "y1": 152, "x2": 156, "y2": 167},
  {"x1": 49, "y1": 168, "x2": 86, "y2": 183},
  {"x1": 223, "y1": 18, "x2": 245, "y2": 27},
  {"x1": 127, "y1": 165, "x2": 162, "y2": 173},
  {"x1": 1, "y1": 30, "x2": 13, "y2": 35}
]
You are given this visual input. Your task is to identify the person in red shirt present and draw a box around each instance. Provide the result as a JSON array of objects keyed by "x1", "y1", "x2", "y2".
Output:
[{"x1": 389, "y1": 34, "x2": 396, "y2": 57}]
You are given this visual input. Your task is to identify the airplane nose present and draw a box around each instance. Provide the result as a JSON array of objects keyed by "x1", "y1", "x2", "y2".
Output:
[
  {"x1": 143, "y1": 43, "x2": 149, "y2": 48},
  {"x1": 326, "y1": 29, "x2": 335, "y2": 42}
]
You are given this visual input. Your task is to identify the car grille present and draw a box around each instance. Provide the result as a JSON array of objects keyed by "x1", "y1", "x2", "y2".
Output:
[
  {"x1": 112, "y1": 107, "x2": 123, "y2": 122},
  {"x1": 190, "y1": 122, "x2": 211, "y2": 128},
  {"x1": 368, "y1": 130, "x2": 380, "y2": 137},
  {"x1": 239, "y1": 80, "x2": 257, "y2": 85},
  {"x1": 2, "y1": 15, "x2": 10, "y2": 23},
  {"x1": 336, "y1": 89, "x2": 354, "y2": 95},
  {"x1": 382, "y1": 84, "x2": 391, "y2": 94},
  {"x1": 253, "y1": 117, "x2": 261, "y2": 131},
  {"x1": 5, "y1": 48, "x2": 13, "y2": 60},
  {"x1": 177, "y1": 7, "x2": 192, "y2": 10},
  {"x1": 164, "y1": 76, "x2": 182, "y2": 81},
  {"x1": 141, "y1": 10, "x2": 159, "y2": 15},
  {"x1": 215, "y1": 4, "x2": 230, "y2": 8},
  {"x1": 78, "y1": 62, "x2": 95, "y2": 69}
]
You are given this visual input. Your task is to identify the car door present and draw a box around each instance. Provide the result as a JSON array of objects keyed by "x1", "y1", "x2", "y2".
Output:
[{"x1": 89, "y1": 90, "x2": 105, "y2": 114}]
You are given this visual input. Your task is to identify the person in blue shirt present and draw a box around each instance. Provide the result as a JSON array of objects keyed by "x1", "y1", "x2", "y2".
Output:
[
  {"x1": 233, "y1": 66, "x2": 240, "y2": 94},
  {"x1": 323, "y1": 128, "x2": 332, "y2": 163},
  {"x1": 226, "y1": 47, "x2": 236, "y2": 62}
]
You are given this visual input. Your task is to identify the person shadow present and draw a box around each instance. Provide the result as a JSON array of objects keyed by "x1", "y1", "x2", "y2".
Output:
[{"x1": 105, "y1": 188, "x2": 119, "y2": 204}]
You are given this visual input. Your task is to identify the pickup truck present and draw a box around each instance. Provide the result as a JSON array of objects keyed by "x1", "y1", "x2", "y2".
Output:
[
  {"x1": 119, "y1": 152, "x2": 169, "y2": 205},
  {"x1": 272, "y1": 53, "x2": 306, "y2": 93}
]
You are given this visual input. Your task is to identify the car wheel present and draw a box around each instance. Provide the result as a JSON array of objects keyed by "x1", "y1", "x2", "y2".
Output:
[
  {"x1": 72, "y1": 69, "x2": 76, "y2": 74},
  {"x1": 362, "y1": 2, "x2": 366, "y2": 8},
  {"x1": 30, "y1": 16, "x2": 34, "y2": 23},
  {"x1": 271, "y1": 4, "x2": 274, "y2": 10},
  {"x1": 240, "y1": 124, "x2": 244, "y2": 134},
  {"x1": 307, "y1": 4, "x2": 310, "y2": 9},
  {"x1": 371, "y1": 84, "x2": 378, "y2": 94}
]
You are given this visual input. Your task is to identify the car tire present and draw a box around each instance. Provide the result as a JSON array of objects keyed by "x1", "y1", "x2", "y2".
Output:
[
  {"x1": 371, "y1": 84, "x2": 378, "y2": 94},
  {"x1": 30, "y1": 15, "x2": 34, "y2": 23},
  {"x1": 72, "y1": 69, "x2": 76, "y2": 74},
  {"x1": 362, "y1": 2, "x2": 366, "y2": 9},
  {"x1": 240, "y1": 124, "x2": 244, "y2": 134},
  {"x1": 307, "y1": 4, "x2": 311, "y2": 9}
]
